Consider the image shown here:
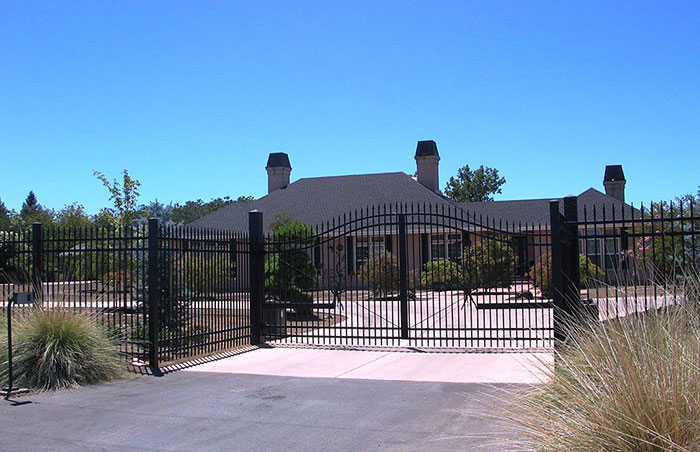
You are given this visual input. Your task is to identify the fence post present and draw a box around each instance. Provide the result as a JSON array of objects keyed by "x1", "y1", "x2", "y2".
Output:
[
  {"x1": 147, "y1": 218, "x2": 160, "y2": 370},
  {"x1": 549, "y1": 201, "x2": 565, "y2": 343},
  {"x1": 563, "y1": 196, "x2": 581, "y2": 317},
  {"x1": 31, "y1": 223, "x2": 43, "y2": 301},
  {"x1": 249, "y1": 211, "x2": 264, "y2": 345},
  {"x1": 398, "y1": 214, "x2": 409, "y2": 340}
]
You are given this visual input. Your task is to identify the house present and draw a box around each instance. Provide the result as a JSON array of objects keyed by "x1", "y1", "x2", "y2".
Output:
[{"x1": 192, "y1": 141, "x2": 635, "y2": 281}]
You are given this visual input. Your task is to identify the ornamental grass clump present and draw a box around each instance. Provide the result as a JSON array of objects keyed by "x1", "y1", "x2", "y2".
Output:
[
  {"x1": 506, "y1": 269, "x2": 700, "y2": 452},
  {"x1": 0, "y1": 308, "x2": 124, "y2": 391}
]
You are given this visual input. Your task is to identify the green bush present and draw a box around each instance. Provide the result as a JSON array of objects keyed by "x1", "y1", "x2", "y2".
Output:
[
  {"x1": 0, "y1": 308, "x2": 124, "y2": 391},
  {"x1": 580, "y1": 254, "x2": 605, "y2": 285},
  {"x1": 421, "y1": 259, "x2": 462, "y2": 289},
  {"x1": 461, "y1": 240, "x2": 516, "y2": 290},
  {"x1": 264, "y1": 220, "x2": 316, "y2": 314},
  {"x1": 180, "y1": 254, "x2": 234, "y2": 294},
  {"x1": 359, "y1": 250, "x2": 399, "y2": 298},
  {"x1": 507, "y1": 271, "x2": 700, "y2": 451},
  {"x1": 530, "y1": 253, "x2": 604, "y2": 298},
  {"x1": 530, "y1": 252, "x2": 553, "y2": 297}
]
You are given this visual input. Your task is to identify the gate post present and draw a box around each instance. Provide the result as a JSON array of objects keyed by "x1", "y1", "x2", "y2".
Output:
[
  {"x1": 562, "y1": 196, "x2": 581, "y2": 318},
  {"x1": 249, "y1": 211, "x2": 264, "y2": 345},
  {"x1": 31, "y1": 223, "x2": 43, "y2": 301},
  {"x1": 398, "y1": 214, "x2": 409, "y2": 339},
  {"x1": 549, "y1": 201, "x2": 565, "y2": 343},
  {"x1": 550, "y1": 198, "x2": 583, "y2": 347},
  {"x1": 147, "y1": 218, "x2": 160, "y2": 369}
]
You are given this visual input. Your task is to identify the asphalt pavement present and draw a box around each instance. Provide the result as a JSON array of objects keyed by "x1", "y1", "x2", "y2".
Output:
[{"x1": 1, "y1": 369, "x2": 531, "y2": 452}]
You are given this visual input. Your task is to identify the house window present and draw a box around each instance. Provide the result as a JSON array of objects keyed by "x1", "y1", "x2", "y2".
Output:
[
  {"x1": 430, "y1": 235, "x2": 446, "y2": 260},
  {"x1": 604, "y1": 231, "x2": 620, "y2": 270},
  {"x1": 430, "y1": 233, "x2": 462, "y2": 261},
  {"x1": 583, "y1": 232, "x2": 602, "y2": 269},
  {"x1": 580, "y1": 230, "x2": 620, "y2": 271},
  {"x1": 447, "y1": 233, "x2": 462, "y2": 259},
  {"x1": 355, "y1": 236, "x2": 385, "y2": 269}
]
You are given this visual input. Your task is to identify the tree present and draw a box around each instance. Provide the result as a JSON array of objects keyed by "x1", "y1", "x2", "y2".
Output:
[
  {"x1": 24, "y1": 191, "x2": 38, "y2": 209},
  {"x1": 18, "y1": 191, "x2": 55, "y2": 227},
  {"x1": 93, "y1": 169, "x2": 145, "y2": 227},
  {"x1": 0, "y1": 198, "x2": 13, "y2": 230},
  {"x1": 444, "y1": 165, "x2": 506, "y2": 202},
  {"x1": 134, "y1": 200, "x2": 180, "y2": 226},
  {"x1": 623, "y1": 194, "x2": 700, "y2": 283},
  {"x1": 170, "y1": 196, "x2": 252, "y2": 224},
  {"x1": 56, "y1": 203, "x2": 92, "y2": 229}
]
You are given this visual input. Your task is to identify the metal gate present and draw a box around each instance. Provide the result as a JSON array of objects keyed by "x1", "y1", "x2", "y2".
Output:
[{"x1": 253, "y1": 204, "x2": 553, "y2": 349}]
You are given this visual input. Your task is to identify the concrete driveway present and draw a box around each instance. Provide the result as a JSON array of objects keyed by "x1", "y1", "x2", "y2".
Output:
[
  {"x1": 185, "y1": 345, "x2": 552, "y2": 384},
  {"x1": 0, "y1": 347, "x2": 548, "y2": 452}
]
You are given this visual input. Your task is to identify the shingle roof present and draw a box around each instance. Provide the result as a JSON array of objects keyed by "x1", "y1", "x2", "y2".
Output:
[
  {"x1": 190, "y1": 172, "x2": 457, "y2": 232},
  {"x1": 458, "y1": 188, "x2": 639, "y2": 226},
  {"x1": 191, "y1": 173, "x2": 639, "y2": 232}
]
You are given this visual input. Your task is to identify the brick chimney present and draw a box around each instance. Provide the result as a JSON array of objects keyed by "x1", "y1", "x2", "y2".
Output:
[
  {"x1": 603, "y1": 165, "x2": 626, "y2": 202},
  {"x1": 266, "y1": 152, "x2": 291, "y2": 193},
  {"x1": 416, "y1": 140, "x2": 440, "y2": 193},
  {"x1": 415, "y1": 140, "x2": 440, "y2": 193}
]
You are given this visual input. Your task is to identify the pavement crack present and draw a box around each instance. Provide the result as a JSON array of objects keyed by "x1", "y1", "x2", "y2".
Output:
[{"x1": 333, "y1": 353, "x2": 389, "y2": 378}]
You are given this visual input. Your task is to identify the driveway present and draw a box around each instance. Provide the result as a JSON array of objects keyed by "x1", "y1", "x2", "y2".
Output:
[{"x1": 0, "y1": 348, "x2": 546, "y2": 452}]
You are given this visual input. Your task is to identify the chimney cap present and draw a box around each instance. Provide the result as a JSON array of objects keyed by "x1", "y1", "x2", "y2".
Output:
[
  {"x1": 604, "y1": 165, "x2": 625, "y2": 182},
  {"x1": 266, "y1": 152, "x2": 291, "y2": 169},
  {"x1": 415, "y1": 140, "x2": 439, "y2": 158}
]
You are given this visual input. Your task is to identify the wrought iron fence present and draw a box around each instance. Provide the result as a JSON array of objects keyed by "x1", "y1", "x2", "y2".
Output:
[
  {"x1": 574, "y1": 199, "x2": 700, "y2": 320},
  {"x1": 256, "y1": 203, "x2": 553, "y2": 349},
  {"x1": 156, "y1": 225, "x2": 250, "y2": 363},
  {"x1": 1, "y1": 224, "x2": 150, "y2": 362},
  {"x1": 0, "y1": 222, "x2": 252, "y2": 367},
  {"x1": 2, "y1": 196, "x2": 697, "y2": 367}
]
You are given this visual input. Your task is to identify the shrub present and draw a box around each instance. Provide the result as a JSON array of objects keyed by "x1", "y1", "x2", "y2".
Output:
[
  {"x1": 579, "y1": 253, "x2": 605, "y2": 285},
  {"x1": 0, "y1": 231, "x2": 26, "y2": 283},
  {"x1": 179, "y1": 254, "x2": 234, "y2": 294},
  {"x1": 461, "y1": 239, "x2": 516, "y2": 290},
  {"x1": 0, "y1": 308, "x2": 124, "y2": 391},
  {"x1": 264, "y1": 220, "x2": 316, "y2": 314},
  {"x1": 359, "y1": 250, "x2": 399, "y2": 298},
  {"x1": 530, "y1": 252, "x2": 553, "y2": 297},
  {"x1": 506, "y1": 271, "x2": 700, "y2": 451},
  {"x1": 421, "y1": 259, "x2": 462, "y2": 289},
  {"x1": 530, "y1": 253, "x2": 604, "y2": 298}
]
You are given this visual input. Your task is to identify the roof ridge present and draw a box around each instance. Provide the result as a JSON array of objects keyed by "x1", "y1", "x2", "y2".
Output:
[
  {"x1": 578, "y1": 187, "x2": 632, "y2": 204},
  {"x1": 460, "y1": 196, "x2": 561, "y2": 205},
  {"x1": 295, "y1": 171, "x2": 409, "y2": 182}
]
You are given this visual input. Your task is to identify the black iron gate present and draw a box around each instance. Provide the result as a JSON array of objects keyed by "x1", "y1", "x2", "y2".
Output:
[{"x1": 252, "y1": 204, "x2": 554, "y2": 349}]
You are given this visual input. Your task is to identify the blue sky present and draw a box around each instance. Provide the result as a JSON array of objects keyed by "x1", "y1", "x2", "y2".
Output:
[{"x1": 1, "y1": 1, "x2": 699, "y2": 214}]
